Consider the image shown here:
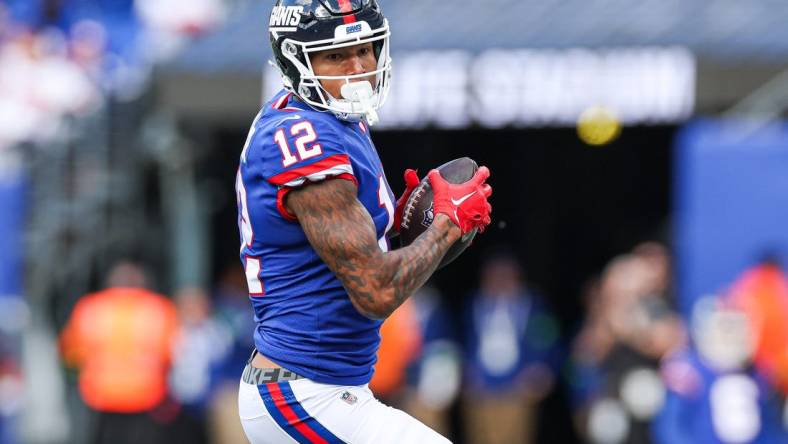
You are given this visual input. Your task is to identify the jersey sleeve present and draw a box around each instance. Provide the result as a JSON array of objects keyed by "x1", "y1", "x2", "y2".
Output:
[
  {"x1": 252, "y1": 114, "x2": 357, "y2": 220},
  {"x1": 259, "y1": 116, "x2": 357, "y2": 188}
]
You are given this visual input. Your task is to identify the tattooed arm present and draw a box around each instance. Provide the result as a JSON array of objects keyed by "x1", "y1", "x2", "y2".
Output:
[{"x1": 286, "y1": 178, "x2": 461, "y2": 320}]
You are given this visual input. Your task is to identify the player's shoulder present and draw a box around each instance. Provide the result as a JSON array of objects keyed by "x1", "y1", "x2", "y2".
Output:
[
  {"x1": 242, "y1": 91, "x2": 356, "y2": 185},
  {"x1": 241, "y1": 91, "x2": 346, "y2": 165},
  {"x1": 258, "y1": 90, "x2": 347, "y2": 138}
]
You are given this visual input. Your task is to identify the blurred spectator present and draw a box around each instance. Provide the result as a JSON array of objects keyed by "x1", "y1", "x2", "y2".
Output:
[
  {"x1": 211, "y1": 263, "x2": 256, "y2": 382},
  {"x1": 135, "y1": 0, "x2": 226, "y2": 61},
  {"x1": 135, "y1": 0, "x2": 225, "y2": 36},
  {"x1": 401, "y1": 286, "x2": 462, "y2": 438},
  {"x1": 207, "y1": 263, "x2": 255, "y2": 444},
  {"x1": 0, "y1": 25, "x2": 99, "y2": 150},
  {"x1": 0, "y1": 299, "x2": 27, "y2": 444},
  {"x1": 566, "y1": 277, "x2": 607, "y2": 435},
  {"x1": 728, "y1": 258, "x2": 788, "y2": 395},
  {"x1": 369, "y1": 285, "x2": 462, "y2": 438},
  {"x1": 0, "y1": 0, "x2": 229, "y2": 151},
  {"x1": 69, "y1": 19, "x2": 109, "y2": 78},
  {"x1": 653, "y1": 297, "x2": 788, "y2": 444},
  {"x1": 0, "y1": 130, "x2": 26, "y2": 444},
  {"x1": 0, "y1": 30, "x2": 98, "y2": 147},
  {"x1": 59, "y1": 260, "x2": 179, "y2": 444},
  {"x1": 168, "y1": 286, "x2": 231, "y2": 444},
  {"x1": 462, "y1": 252, "x2": 561, "y2": 444},
  {"x1": 570, "y1": 243, "x2": 685, "y2": 444}
]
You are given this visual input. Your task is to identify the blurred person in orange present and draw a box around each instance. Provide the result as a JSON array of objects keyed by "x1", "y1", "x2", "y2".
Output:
[
  {"x1": 59, "y1": 260, "x2": 179, "y2": 444},
  {"x1": 727, "y1": 257, "x2": 788, "y2": 395},
  {"x1": 462, "y1": 251, "x2": 561, "y2": 444},
  {"x1": 369, "y1": 297, "x2": 421, "y2": 403}
]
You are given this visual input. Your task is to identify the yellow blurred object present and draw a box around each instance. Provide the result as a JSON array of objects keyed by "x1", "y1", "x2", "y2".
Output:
[{"x1": 577, "y1": 106, "x2": 622, "y2": 146}]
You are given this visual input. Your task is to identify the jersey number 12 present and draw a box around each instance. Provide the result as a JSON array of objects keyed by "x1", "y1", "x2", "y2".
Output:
[{"x1": 275, "y1": 122, "x2": 323, "y2": 167}]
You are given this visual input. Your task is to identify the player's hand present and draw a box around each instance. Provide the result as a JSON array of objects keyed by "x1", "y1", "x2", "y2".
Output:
[
  {"x1": 428, "y1": 166, "x2": 492, "y2": 235},
  {"x1": 392, "y1": 168, "x2": 421, "y2": 232}
]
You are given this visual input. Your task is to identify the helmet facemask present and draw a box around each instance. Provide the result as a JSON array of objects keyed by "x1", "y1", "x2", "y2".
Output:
[{"x1": 275, "y1": 20, "x2": 391, "y2": 125}]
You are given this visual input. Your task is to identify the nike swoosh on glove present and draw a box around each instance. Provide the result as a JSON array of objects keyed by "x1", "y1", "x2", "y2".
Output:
[
  {"x1": 392, "y1": 169, "x2": 421, "y2": 232},
  {"x1": 428, "y1": 166, "x2": 493, "y2": 235}
]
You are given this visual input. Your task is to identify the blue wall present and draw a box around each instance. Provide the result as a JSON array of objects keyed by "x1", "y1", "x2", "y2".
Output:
[{"x1": 675, "y1": 119, "x2": 788, "y2": 315}]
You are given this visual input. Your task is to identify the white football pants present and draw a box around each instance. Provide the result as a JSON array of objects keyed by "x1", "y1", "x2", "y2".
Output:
[{"x1": 239, "y1": 377, "x2": 452, "y2": 444}]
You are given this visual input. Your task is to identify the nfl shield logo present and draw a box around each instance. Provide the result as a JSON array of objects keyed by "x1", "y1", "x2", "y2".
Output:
[
  {"x1": 421, "y1": 203, "x2": 434, "y2": 228},
  {"x1": 341, "y1": 391, "x2": 357, "y2": 405}
]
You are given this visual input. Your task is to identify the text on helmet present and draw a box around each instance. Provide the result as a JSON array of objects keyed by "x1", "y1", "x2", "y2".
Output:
[{"x1": 270, "y1": 6, "x2": 303, "y2": 27}]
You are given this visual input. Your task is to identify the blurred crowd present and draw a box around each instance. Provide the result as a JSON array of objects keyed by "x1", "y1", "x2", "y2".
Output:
[
  {"x1": 375, "y1": 242, "x2": 788, "y2": 444},
  {"x1": 40, "y1": 243, "x2": 788, "y2": 444},
  {"x1": 44, "y1": 250, "x2": 562, "y2": 444},
  {"x1": 55, "y1": 259, "x2": 255, "y2": 444},
  {"x1": 567, "y1": 245, "x2": 788, "y2": 444},
  {"x1": 0, "y1": 0, "x2": 226, "y2": 151},
  {"x1": 0, "y1": 4, "x2": 227, "y2": 441}
]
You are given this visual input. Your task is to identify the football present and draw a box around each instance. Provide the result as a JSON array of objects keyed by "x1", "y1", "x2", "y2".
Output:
[{"x1": 399, "y1": 157, "x2": 479, "y2": 269}]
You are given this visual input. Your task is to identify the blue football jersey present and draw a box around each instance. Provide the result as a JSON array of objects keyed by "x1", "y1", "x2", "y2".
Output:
[
  {"x1": 653, "y1": 348, "x2": 788, "y2": 444},
  {"x1": 235, "y1": 90, "x2": 396, "y2": 385}
]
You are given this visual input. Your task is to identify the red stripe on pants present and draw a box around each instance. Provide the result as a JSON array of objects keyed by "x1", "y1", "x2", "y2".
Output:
[{"x1": 266, "y1": 383, "x2": 328, "y2": 444}]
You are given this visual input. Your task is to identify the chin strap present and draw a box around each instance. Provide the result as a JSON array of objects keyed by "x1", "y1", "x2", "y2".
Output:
[{"x1": 341, "y1": 82, "x2": 380, "y2": 126}]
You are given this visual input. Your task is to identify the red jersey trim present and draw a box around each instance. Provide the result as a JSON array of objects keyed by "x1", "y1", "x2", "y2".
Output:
[
  {"x1": 276, "y1": 188, "x2": 298, "y2": 221},
  {"x1": 276, "y1": 173, "x2": 358, "y2": 221},
  {"x1": 272, "y1": 93, "x2": 293, "y2": 110},
  {"x1": 268, "y1": 154, "x2": 352, "y2": 186}
]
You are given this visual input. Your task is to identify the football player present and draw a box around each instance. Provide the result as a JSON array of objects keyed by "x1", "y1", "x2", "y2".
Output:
[{"x1": 234, "y1": 1, "x2": 493, "y2": 443}]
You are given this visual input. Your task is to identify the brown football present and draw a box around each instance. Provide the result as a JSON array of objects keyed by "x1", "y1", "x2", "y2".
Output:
[{"x1": 399, "y1": 157, "x2": 479, "y2": 269}]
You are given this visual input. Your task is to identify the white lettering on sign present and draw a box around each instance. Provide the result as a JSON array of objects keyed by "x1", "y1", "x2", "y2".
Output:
[{"x1": 264, "y1": 46, "x2": 696, "y2": 128}]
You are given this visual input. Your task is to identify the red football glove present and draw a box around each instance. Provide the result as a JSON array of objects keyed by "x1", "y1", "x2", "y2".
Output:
[
  {"x1": 428, "y1": 166, "x2": 493, "y2": 235},
  {"x1": 392, "y1": 168, "x2": 421, "y2": 232}
]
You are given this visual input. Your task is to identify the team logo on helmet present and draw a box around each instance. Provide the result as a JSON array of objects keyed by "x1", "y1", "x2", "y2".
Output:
[{"x1": 270, "y1": 6, "x2": 303, "y2": 29}]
